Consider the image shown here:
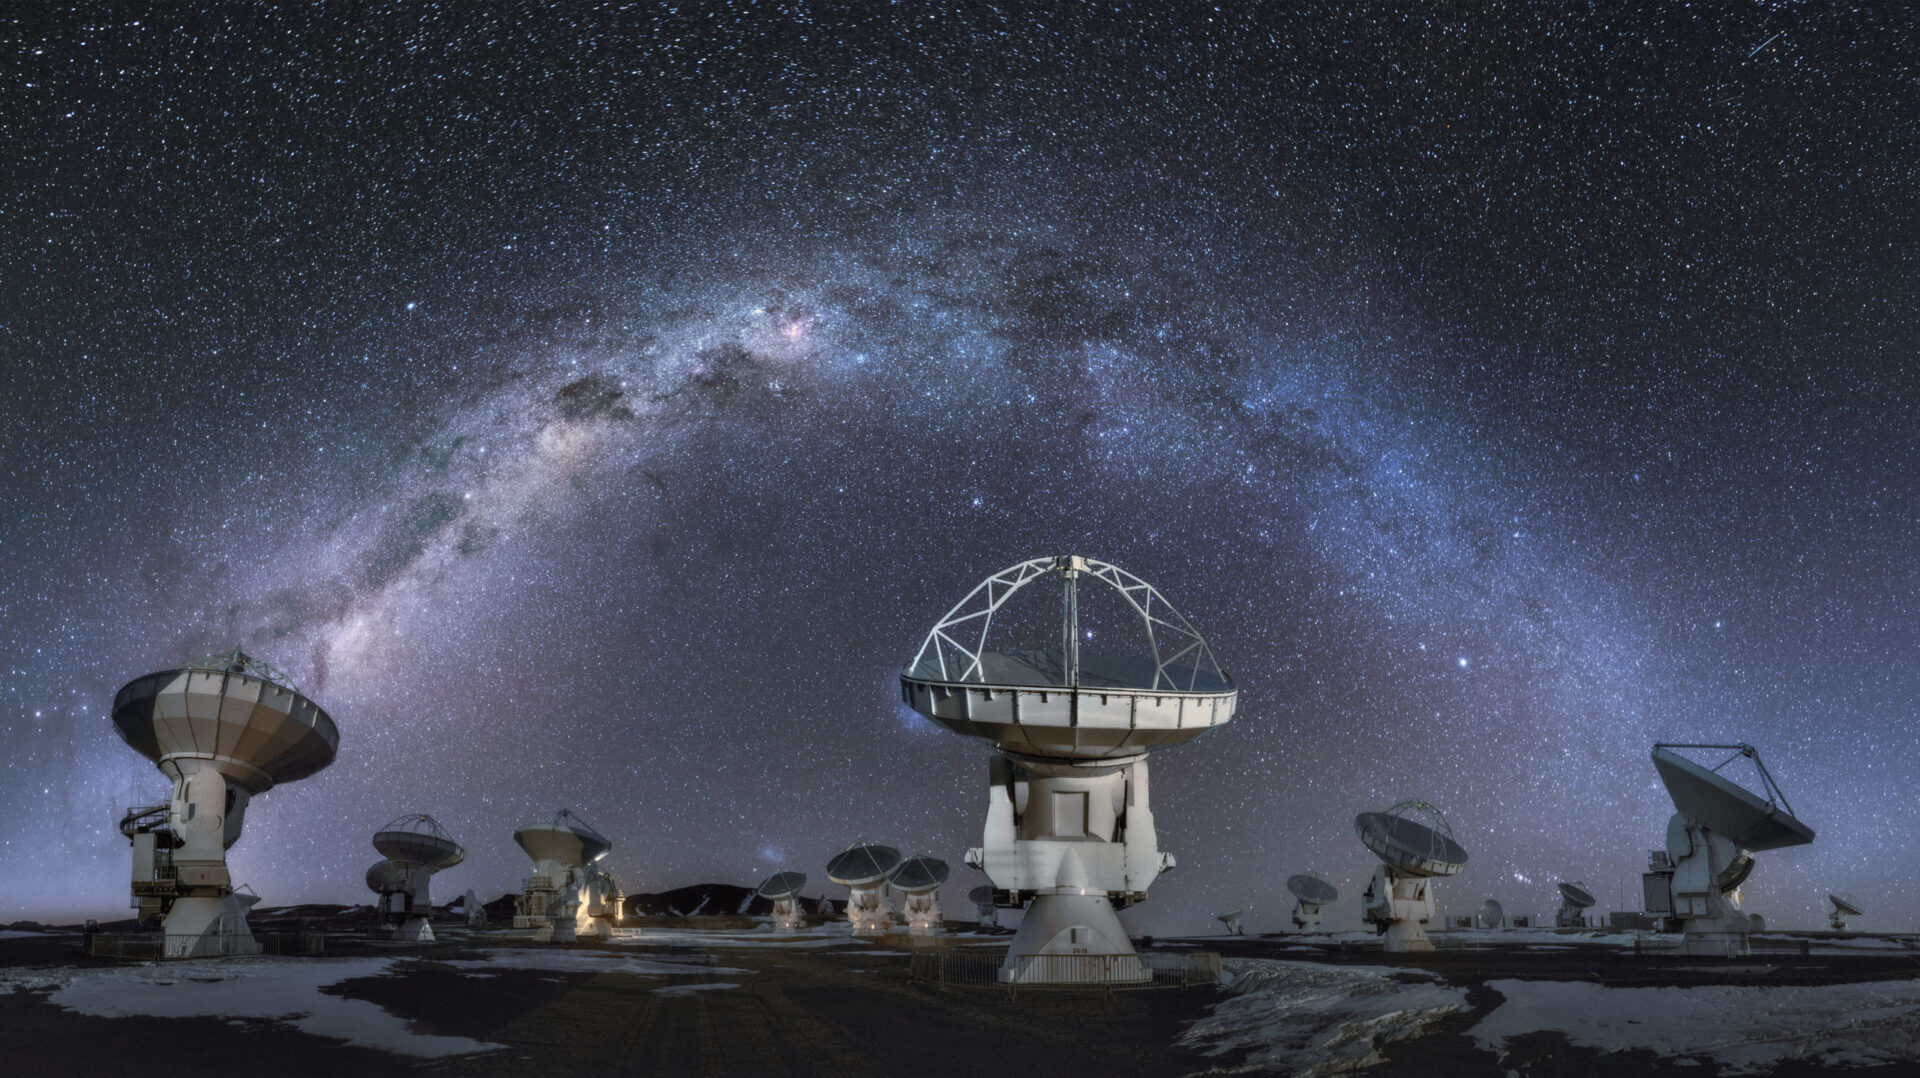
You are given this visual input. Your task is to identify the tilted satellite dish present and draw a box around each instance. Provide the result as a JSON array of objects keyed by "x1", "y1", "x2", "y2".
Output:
[
  {"x1": 1287, "y1": 871, "x2": 1338, "y2": 932},
  {"x1": 827, "y1": 841, "x2": 901, "y2": 936},
  {"x1": 901, "y1": 555, "x2": 1237, "y2": 983},
  {"x1": 1476, "y1": 898, "x2": 1505, "y2": 930},
  {"x1": 1215, "y1": 909, "x2": 1245, "y2": 936},
  {"x1": 756, "y1": 871, "x2": 809, "y2": 933},
  {"x1": 1829, "y1": 892, "x2": 1863, "y2": 932},
  {"x1": 365, "y1": 814, "x2": 465, "y2": 942},
  {"x1": 890, "y1": 855, "x2": 951, "y2": 936},
  {"x1": 1556, "y1": 881, "x2": 1596, "y2": 928},
  {"x1": 968, "y1": 884, "x2": 1000, "y2": 930},
  {"x1": 512, "y1": 808, "x2": 619, "y2": 941},
  {"x1": 1355, "y1": 801, "x2": 1467, "y2": 952},
  {"x1": 1646, "y1": 743, "x2": 1813, "y2": 957},
  {"x1": 111, "y1": 649, "x2": 338, "y2": 958}
]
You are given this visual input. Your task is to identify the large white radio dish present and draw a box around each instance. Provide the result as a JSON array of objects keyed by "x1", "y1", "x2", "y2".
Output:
[
  {"x1": 366, "y1": 814, "x2": 465, "y2": 942},
  {"x1": 1645, "y1": 743, "x2": 1814, "y2": 957},
  {"x1": 1475, "y1": 898, "x2": 1505, "y2": 930},
  {"x1": 890, "y1": 855, "x2": 950, "y2": 936},
  {"x1": 511, "y1": 808, "x2": 619, "y2": 941},
  {"x1": 757, "y1": 871, "x2": 809, "y2": 933},
  {"x1": 1652, "y1": 745, "x2": 1814, "y2": 852},
  {"x1": 1556, "y1": 881, "x2": 1596, "y2": 927},
  {"x1": 967, "y1": 884, "x2": 1001, "y2": 930},
  {"x1": 1286, "y1": 871, "x2": 1337, "y2": 931},
  {"x1": 901, "y1": 555, "x2": 1239, "y2": 984},
  {"x1": 111, "y1": 649, "x2": 338, "y2": 958},
  {"x1": 828, "y1": 841, "x2": 900, "y2": 936},
  {"x1": 1356, "y1": 801, "x2": 1467, "y2": 952},
  {"x1": 1215, "y1": 909, "x2": 1245, "y2": 936},
  {"x1": 1829, "y1": 892, "x2": 1863, "y2": 932}
]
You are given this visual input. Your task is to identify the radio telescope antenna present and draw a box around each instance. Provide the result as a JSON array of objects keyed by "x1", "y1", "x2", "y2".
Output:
[
  {"x1": 968, "y1": 884, "x2": 1001, "y2": 931},
  {"x1": 512, "y1": 808, "x2": 616, "y2": 941},
  {"x1": 890, "y1": 855, "x2": 951, "y2": 936},
  {"x1": 902, "y1": 555, "x2": 1238, "y2": 984},
  {"x1": 756, "y1": 871, "x2": 809, "y2": 933},
  {"x1": 827, "y1": 841, "x2": 901, "y2": 937},
  {"x1": 1286, "y1": 871, "x2": 1338, "y2": 932},
  {"x1": 1214, "y1": 909, "x2": 1246, "y2": 936},
  {"x1": 1475, "y1": 898, "x2": 1505, "y2": 930},
  {"x1": 365, "y1": 814, "x2": 464, "y2": 942},
  {"x1": 1643, "y1": 744, "x2": 1814, "y2": 957},
  {"x1": 1828, "y1": 892, "x2": 1863, "y2": 932},
  {"x1": 1556, "y1": 881, "x2": 1596, "y2": 928},
  {"x1": 111, "y1": 649, "x2": 339, "y2": 958},
  {"x1": 1355, "y1": 800, "x2": 1467, "y2": 952}
]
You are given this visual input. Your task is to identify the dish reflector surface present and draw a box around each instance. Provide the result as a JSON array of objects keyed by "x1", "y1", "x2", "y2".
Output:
[
  {"x1": 1355, "y1": 803, "x2": 1468, "y2": 877},
  {"x1": 967, "y1": 884, "x2": 996, "y2": 906},
  {"x1": 1651, "y1": 745, "x2": 1814, "y2": 852},
  {"x1": 514, "y1": 808, "x2": 612, "y2": 865},
  {"x1": 1286, "y1": 873, "x2": 1339, "y2": 904},
  {"x1": 1829, "y1": 892, "x2": 1864, "y2": 916},
  {"x1": 826, "y1": 842, "x2": 901, "y2": 886},
  {"x1": 1476, "y1": 899, "x2": 1505, "y2": 928},
  {"x1": 373, "y1": 814, "x2": 465, "y2": 870},
  {"x1": 111, "y1": 649, "x2": 338, "y2": 792},
  {"x1": 756, "y1": 871, "x2": 807, "y2": 899},
  {"x1": 889, "y1": 855, "x2": 950, "y2": 893},
  {"x1": 1557, "y1": 881, "x2": 1596, "y2": 908}
]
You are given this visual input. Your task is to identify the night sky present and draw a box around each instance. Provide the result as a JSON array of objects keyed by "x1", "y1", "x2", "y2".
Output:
[{"x1": 5, "y1": 3, "x2": 1917, "y2": 935}]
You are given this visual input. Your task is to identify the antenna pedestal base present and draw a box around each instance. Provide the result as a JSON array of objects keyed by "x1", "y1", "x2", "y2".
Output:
[
  {"x1": 1291, "y1": 903, "x2": 1324, "y2": 932},
  {"x1": 389, "y1": 916, "x2": 436, "y2": 942},
  {"x1": 162, "y1": 894, "x2": 262, "y2": 959},
  {"x1": 1361, "y1": 865, "x2": 1436, "y2": 953},
  {"x1": 846, "y1": 882, "x2": 892, "y2": 936},
  {"x1": 998, "y1": 893, "x2": 1147, "y2": 984},
  {"x1": 772, "y1": 897, "x2": 804, "y2": 933}
]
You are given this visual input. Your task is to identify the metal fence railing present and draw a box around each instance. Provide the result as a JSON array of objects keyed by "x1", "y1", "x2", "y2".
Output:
[{"x1": 910, "y1": 949, "x2": 1221, "y2": 995}]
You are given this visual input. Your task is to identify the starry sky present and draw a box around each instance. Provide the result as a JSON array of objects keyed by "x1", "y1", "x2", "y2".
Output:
[{"x1": 4, "y1": 3, "x2": 1917, "y2": 934}]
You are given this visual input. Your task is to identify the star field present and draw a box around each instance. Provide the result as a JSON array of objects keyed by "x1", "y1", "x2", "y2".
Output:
[{"x1": 4, "y1": 3, "x2": 1918, "y2": 934}]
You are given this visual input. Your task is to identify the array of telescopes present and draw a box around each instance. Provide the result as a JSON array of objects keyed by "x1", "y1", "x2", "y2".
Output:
[{"x1": 104, "y1": 557, "x2": 1832, "y2": 972}]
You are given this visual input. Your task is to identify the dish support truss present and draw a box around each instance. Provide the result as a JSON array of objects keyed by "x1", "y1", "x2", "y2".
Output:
[{"x1": 909, "y1": 556, "x2": 1227, "y2": 691}]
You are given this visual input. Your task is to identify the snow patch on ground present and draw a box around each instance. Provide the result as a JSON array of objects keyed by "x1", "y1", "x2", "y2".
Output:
[
  {"x1": 606, "y1": 925, "x2": 877, "y2": 950},
  {"x1": 1178, "y1": 959, "x2": 1470, "y2": 1076},
  {"x1": 652, "y1": 981, "x2": 742, "y2": 997},
  {"x1": 441, "y1": 948, "x2": 750, "y2": 977},
  {"x1": 0, "y1": 957, "x2": 499, "y2": 1058},
  {"x1": 1471, "y1": 978, "x2": 1920, "y2": 1074}
]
